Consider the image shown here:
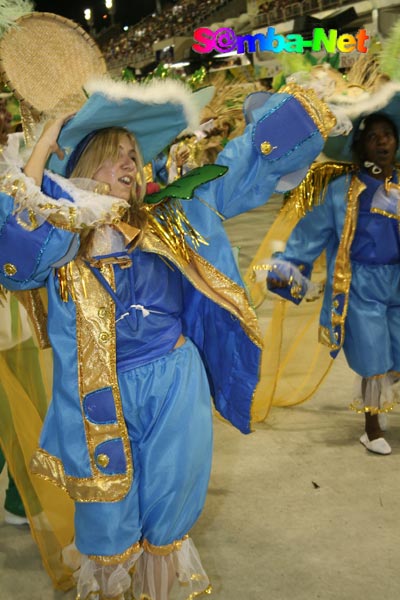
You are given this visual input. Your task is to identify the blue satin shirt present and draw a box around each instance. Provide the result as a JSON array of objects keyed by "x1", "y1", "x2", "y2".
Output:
[{"x1": 351, "y1": 169, "x2": 400, "y2": 265}]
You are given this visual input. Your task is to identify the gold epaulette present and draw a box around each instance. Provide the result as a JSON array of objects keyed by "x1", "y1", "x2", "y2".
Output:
[
  {"x1": 285, "y1": 161, "x2": 356, "y2": 218},
  {"x1": 145, "y1": 199, "x2": 208, "y2": 264}
]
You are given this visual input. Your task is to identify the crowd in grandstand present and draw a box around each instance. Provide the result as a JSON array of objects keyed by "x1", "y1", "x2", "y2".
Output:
[
  {"x1": 101, "y1": 0, "x2": 230, "y2": 67},
  {"x1": 100, "y1": 0, "x2": 352, "y2": 69}
]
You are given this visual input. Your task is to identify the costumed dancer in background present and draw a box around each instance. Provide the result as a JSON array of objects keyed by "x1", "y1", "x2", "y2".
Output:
[
  {"x1": 260, "y1": 82, "x2": 400, "y2": 455},
  {"x1": 0, "y1": 56, "x2": 336, "y2": 600},
  {"x1": 244, "y1": 43, "x2": 400, "y2": 430}
]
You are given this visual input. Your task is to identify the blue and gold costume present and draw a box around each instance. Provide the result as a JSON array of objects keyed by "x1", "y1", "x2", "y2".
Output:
[
  {"x1": 267, "y1": 166, "x2": 400, "y2": 412},
  {"x1": 0, "y1": 82, "x2": 333, "y2": 599}
]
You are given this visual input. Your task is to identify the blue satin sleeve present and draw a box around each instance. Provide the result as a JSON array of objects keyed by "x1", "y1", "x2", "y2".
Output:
[
  {"x1": 267, "y1": 185, "x2": 337, "y2": 304},
  {"x1": 182, "y1": 108, "x2": 324, "y2": 285},
  {"x1": 283, "y1": 186, "x2": 336, "y2": 269},
  {"x1": 193, "y1": 92, "x2": 325, "y2": 219},
  {"x1": 194, "y1": 123, "x2": 277, "y2": 219},
  {"x1": 0, "y1": 174, "x2": 78, "y2": 290}
]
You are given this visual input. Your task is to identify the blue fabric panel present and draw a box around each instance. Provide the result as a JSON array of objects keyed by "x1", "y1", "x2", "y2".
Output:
[
  {"x1": 42, "y1": 173, "x2": 75, "y2": 201},
  {"x1": 83, "y1": 387, "x2": 118, "y2": 424},
  {"x1": 253, "y1": 95, "x2": 318, "y2": 160},
  {"x1": 181, "y1": 279, "x2": 259, "y2": 434},
  {"x1": 332, "y1": 293, "x2": 345, "y2": 318},
  {"x1": 94, "y1": 438, "x2": 127, "y2": 475},
  {"x1": 351, "y1": 170, "x2": 400, "y2": 264},
  {"x1": 40, "y1": 280, "x2": 92, "y2": 478},
  {"x1": 0, "y1": 212, "x2": 53, "y2": 282}
]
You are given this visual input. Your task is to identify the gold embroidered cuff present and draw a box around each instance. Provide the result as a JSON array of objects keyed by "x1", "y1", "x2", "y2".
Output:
[
  {"x1": 30, "y1": 448, "x2": 133, "y2": 503},
  {"x1": 349, "y1": 400, "x2": 397, "y2": 415},
  {"x1": 278, "y1": 83, "x2": 337, "y2": 140},
  {"x1": 87, "y1": 541, "x2": 142, "y2": 565},
  {"x1": 142, "y1": 534, "x2": 189, "y2": 556}
]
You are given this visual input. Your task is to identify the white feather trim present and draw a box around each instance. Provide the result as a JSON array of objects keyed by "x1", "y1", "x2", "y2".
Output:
[
  {"x1": 330, "y1": 81, "x2": 400, "y2": 118},
  {"x1": 83, "y1": 77, "x2": 200, "y2": 133},
  {"x1": 0, "y1": 159, "x2": 129, "y2": 232}
]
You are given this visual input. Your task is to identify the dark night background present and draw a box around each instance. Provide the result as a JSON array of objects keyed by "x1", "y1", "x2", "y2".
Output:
[{"x1": 33, "y1": 1, "x2": 162, "y2": 31}]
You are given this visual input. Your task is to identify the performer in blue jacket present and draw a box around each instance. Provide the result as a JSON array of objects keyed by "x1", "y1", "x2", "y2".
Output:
[
  {"x1": 0, "y1": 77, "x2": 334, "y2": 600},
  {"x1": 266, "y1": 104, "x2": 400, "y2": 457}
]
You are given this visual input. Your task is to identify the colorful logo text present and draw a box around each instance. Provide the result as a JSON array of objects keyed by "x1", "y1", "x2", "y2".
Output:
[{"x1": 192, "y1": 27, "x2": 369, "y2": 55}]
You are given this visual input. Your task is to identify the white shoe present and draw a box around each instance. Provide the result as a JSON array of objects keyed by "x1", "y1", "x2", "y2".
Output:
[
  {"x1": 360, "y1": 433, "x2": 391, "y2": 455},
  {"x1": 4, "y1": 510, "x2": 29, "y2": 526}
]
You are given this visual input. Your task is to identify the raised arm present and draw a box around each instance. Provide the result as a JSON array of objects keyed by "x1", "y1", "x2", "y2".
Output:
[
  {"x1": 23, "y1": 115, "x2": 71, "y2": 185},
  {"x1": 193, "y1": 86, "x2": 335, "y2": 219}
]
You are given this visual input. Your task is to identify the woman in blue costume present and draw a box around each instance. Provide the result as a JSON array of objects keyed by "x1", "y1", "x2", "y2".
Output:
[
  {"x1": 0, "y1": 76, "x2": 334, "y2": 599},
  {"x1": 266, "y1": 109, "x2": 400, "y2": 456}
]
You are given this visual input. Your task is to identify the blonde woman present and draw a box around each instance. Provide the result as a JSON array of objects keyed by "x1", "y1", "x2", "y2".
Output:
[{"x1": 0, "y1": 79, "x2": 334, "y2": 599}]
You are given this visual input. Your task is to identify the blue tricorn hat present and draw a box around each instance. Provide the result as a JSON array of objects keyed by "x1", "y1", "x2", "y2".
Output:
[
  {"x1": 48, "y1": 78, "x2": 213, "y2": 175},
  {"x1": 323, "y1": 82, "x2": 400, "y2": 162}
]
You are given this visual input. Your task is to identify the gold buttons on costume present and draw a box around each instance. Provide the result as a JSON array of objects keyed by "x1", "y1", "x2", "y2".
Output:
[
  {"x1": 99, "y1": 332, "x2": 110, "y2": 343},
  {"x1": 96, "y1": 454, "x2": 110, "y2": 468},
  {"x1": 333, "y1": 300, "x2": 339, "y2": 309},
  {"x1": 98, "y1": 307, "x2": 108, "y2": 319},
  {"x1": 3, "y1": 263, "x2": 17, "y2": 276},
  {"x1": 260, "y1": 141, "x2": 274, "y2": 155}
]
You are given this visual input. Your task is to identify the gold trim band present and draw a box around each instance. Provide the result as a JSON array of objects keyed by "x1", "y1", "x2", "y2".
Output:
[
  {"x1": 278, "y1": 83, "x2": 336, "y2": 140},
  {"x1": 142, "y1": 534, "x2": 189, "y2": 556},
  {"x1": 30, "y1": 448, "x2": 133, "y2": 503},
  {"x1": 88, "y1": 541, "x2": 142, "y2": 566}
]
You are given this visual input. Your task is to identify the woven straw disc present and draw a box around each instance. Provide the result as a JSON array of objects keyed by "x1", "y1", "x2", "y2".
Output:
[{"x1": 0, "y1": 12, "x2": 107, "y2": 116}]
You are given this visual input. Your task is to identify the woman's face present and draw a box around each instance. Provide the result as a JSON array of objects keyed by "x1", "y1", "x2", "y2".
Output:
[
  {"x1": 93, "y1": 134, "x2": 137, "y2": 200},
  {"x1": 362, "y1": 120, "x2": 397, "y2": 172}
]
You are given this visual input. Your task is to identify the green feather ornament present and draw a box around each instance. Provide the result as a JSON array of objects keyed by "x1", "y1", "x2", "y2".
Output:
[{"x1": 144, "y1": 164, "x2": 228, "y2": 205}]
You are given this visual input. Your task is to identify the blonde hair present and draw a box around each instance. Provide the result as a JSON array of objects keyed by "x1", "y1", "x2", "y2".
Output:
[{"x1": 70, "y1": 127, "x2": 148, "y2": 254}]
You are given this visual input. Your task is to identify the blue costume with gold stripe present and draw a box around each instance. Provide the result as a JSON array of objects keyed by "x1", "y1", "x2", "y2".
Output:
[
  {"x1": 268, "y1": 168, "x2": 400, "y2": 378},
  {"x1": 0, "y1": 88, "x2": 329, "y2": 596}
]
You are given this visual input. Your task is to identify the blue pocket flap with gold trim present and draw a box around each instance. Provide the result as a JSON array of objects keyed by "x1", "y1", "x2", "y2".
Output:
[
  {"x1": 94, "y1": 438, "x2": 126, "y2": 474},
  {"x1": 83, "y1": 387, "x2": 118, "y2": 424}
]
